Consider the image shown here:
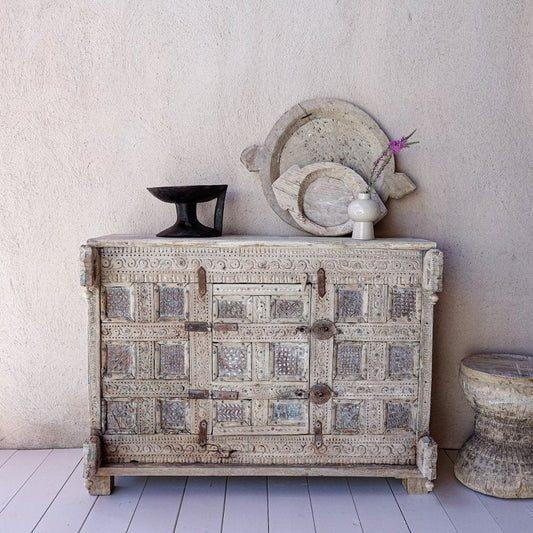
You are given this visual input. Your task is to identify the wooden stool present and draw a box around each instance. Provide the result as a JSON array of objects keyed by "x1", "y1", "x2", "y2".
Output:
[{"x1": 455, "y1": 353, "x2": 533, "y2": 498}]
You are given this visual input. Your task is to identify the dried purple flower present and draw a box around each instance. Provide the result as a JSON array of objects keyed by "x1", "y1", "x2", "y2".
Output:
[{"x1": 365, "y1": 130, "x2": 418, "y2": 194}]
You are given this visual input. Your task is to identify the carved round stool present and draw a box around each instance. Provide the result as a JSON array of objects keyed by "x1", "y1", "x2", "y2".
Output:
[{"x1": 455, "y1": 353, "x2": 533, "y2": 498}]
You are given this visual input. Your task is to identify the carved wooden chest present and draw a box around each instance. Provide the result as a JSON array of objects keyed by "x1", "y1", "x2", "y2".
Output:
[{"x1": 80, "y1": 236, "x2": 443, "y2": 495}]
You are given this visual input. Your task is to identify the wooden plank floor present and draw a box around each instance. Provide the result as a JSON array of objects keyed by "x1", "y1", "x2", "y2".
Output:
[{"x1": 0, "y1": 450, "x2": 531, "y2": 532}]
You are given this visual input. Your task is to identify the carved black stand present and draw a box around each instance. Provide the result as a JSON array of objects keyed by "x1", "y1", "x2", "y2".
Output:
[{"x1": 148, "y1": 185, "x2": 227, "y2": 237}]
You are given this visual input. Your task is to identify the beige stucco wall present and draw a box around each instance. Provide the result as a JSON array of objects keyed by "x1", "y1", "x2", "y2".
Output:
[{"x1": 1, "y1": 1, "x2": 532, "y2": 449}]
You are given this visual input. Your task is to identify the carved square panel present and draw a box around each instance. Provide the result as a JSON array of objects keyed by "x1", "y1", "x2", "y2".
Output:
[
  {"x1": 386, "y1": 402, "x2": 413, "y2": 432},
  {"x1": 388, "y1": 287, "x2": 420, "y2": 322},
  {"x1": 155, "y1": 342, "x2": 188, "y2": 379},
  {"x1": 156, "y1": 284, "x2": 187, "y2": 321},
  {"x1": 388, "y1": 343, "x2": 419, "y2": 379},
  {"x1": 214, "y1": 343, "x2": 252, "y2": 381},
  {"x1": 271, "y1": 343, "x2": 309, "y2": 381},
  {"x1": 334, "y1": 402, "x2": 361, "y2": 433},
  {"x1": 213, "y1": 295, "x2": 252, "y2": 323},
  {"x1": 334, "y1": 342, "x2": 365, "y2": 379},
  {"x1": 103, "y1": 285, "x2": 133, "y2": 321},
  {"x1": 271, "y1": 295, "x2": 309, "y2": 324},
  {"x1": 104, "y1": 343, "x2": 135, "y2": 378},
  {"x1": 268, "y1": 400, "x2": 308, "y2": 426},
  {"x1": 336, "y1": 286, "x2": 368, "y2": 322},
  {"x1": 156, "y1": 400, "x2": 190, "y2": 433},
  {"x1": 214, "y1": 400, "x2": 252, "y2": 427},
  {"x1": 105, "y1": 399, "x2": 137, "y2": 434}
]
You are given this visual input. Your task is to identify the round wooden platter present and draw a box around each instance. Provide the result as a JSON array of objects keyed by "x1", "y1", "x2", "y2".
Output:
[
  {"x1": 272, "y1": 162, "x2": 386, "y2": 236},
  {"x1": 241, "y1": 98, "x2": 416, "y2": 230}
]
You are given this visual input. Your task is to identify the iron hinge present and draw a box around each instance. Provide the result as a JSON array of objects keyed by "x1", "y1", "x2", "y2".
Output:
[
  {"x1": 198, "y1": 267, "x2": 207, "y2": 297},
  {"x1": 198, "y1": 420, "x2": 208, "y2": 447},
  {"x1": 314, "y1": 420, "x2": 323, "y2": 448},
  {"x1": 317, "y1": 268, "x2": 326, "y2": 298}
]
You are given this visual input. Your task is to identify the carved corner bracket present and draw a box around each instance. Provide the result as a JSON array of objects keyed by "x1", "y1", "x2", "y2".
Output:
[
  {"x1": 417, "y1": 435, "x2": 438, "y2": 480},
  {"x1": 80, "y1": 245, "x2": 99, "y2": 288},
  {"x1": 423, "y1": 249, "x2": 444, "y2": 302}
]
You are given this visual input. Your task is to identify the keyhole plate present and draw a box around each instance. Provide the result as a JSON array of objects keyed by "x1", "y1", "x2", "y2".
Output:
[
  {"x1": 311, "y1": 319, "x2": 337, "y2": 340},
  {"x1": 309, "y1": 384, "x2": 333, "y2": 405}
]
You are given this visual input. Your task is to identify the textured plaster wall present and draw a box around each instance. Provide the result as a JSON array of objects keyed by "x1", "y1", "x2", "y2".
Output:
[{"x1": 1, "y1": 1, "x2": 532, "y2": 449}]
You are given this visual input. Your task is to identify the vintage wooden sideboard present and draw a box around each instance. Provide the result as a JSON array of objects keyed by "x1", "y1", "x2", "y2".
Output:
[{"x1": 80, "y1": 236, "x2": 443, "y2": 495}]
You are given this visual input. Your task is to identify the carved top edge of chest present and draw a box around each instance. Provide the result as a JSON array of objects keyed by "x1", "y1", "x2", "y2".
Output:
[
  {"x1": 81, "y1": 236, "x2": 443, "y2": 294},
  {"x1": 86, "y1": 235, "x2": 437, "y2": 250}
]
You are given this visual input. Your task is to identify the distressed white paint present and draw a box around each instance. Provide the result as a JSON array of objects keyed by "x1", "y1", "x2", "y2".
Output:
[{"x1": 0, "y1": 2, "x2": 532, "y2": 450}]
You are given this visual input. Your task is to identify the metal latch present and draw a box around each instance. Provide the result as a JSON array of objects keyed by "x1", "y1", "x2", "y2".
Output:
[
  {"x1": 314, "y1": 420, "x2": 323, "y2": 448},
  {"x1": 311, "y1": 319, "x2": 337, "y2": 340},
  {"x1": 185, "y1": 321, "x2": 210, "y2": 332},
  {"x1": 309, "y1": 384, "x2": 333, "y2": 404},
  {"x1": 198, "y1": 420, "x2": 208, "y2": 447}
]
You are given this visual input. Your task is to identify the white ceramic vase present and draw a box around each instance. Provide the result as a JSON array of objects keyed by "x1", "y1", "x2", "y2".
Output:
[{"x1": 348, "y1": 192, "x2": 381, "y2": 240}]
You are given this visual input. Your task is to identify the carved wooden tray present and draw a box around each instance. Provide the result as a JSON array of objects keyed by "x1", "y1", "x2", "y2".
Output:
[
  {"x1": 272, "y1": 162, "x2": 386, "y2": 236},
  {"x1": 241, "y1": 98, "x2": 416, "y2": 231}
]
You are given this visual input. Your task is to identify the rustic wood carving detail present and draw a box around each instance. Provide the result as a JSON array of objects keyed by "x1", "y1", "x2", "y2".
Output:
[
  {"x1": 215, "y1": 343, "x2": 252, "y2": 380},
  {"x1": 82, "y1": 238, "x2": 440, "y2": 491},
  {"x1": 105, "y1": 400, "x2": 137, "y2": 434},
  {"x1": 417, "y1": 435, "x2": 438, "y2": 480},
  {"x1": 335, "y1": 343, "x2": 364, "y2": 378},
  {"x1": 83, "y1": 436, "x2": 101, "y2": 480},
  {"x1": 270, "y1": 401, "x2": 307, "y2": 425},
  {"x1": 105, "y1": 343, "x2": 135, "y2": 378},
  {"x1": 337, "y1": 288, "x2": 365, "y2": 321},
  {"x1": 158, "y1": 400, "x2": 189, "y2": 433},
  {"x1": 387, "y1": 402, "x2": 413, "y2": 432},
  {"x1": 102, "y1": 433, "x2": 417, "y2": 465},
  {"x1": 158, "y1": 342, "x2": 187, "y2": 378},
  {"x1": 335, "y1": 402, "x2": 360, "y2": 432},
  {"x1": 273, "y1": 299, "x2": 304, "y2": 319},
  {"x1": 158, "y1": 285, "x2": 186, "y2": 319},
  {"x1": 422, "y1": 249, "x2": 444, "y2": 295},
  {"x1": 80, "y1": 245, "x2": 99, "y2": 287},
  {"x1": 218, "y1": 300, "x2": 247, "y2": 320},
  {"x1": 105, "y1": 286, "x2": 133, "y2": 321},
  {"x1": 389, "y1": 344, "x2": 418, "y2": 378},
  {"x1": 390, "y1": 288, "x2": 419, "y2": 321},
  {"x1": 215, "y1": 401, "x2": 250, "y2": 425}
]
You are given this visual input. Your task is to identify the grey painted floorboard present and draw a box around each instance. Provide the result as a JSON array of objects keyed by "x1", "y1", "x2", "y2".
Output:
[
  {"x1": 348, "y1": 477, "x2": 409, "y2": 533},
  {"x1": 434, "y1": 452, "x2": 503, "y2": 533},
  {"x1": 0, "y1": 449, "x2": 51, "y2": 513},
  {"x1": 0, "y1": 450, "x2": 16, "y2": 468},
  {"x1": 268, "y1": 477, "x2": 315, "y2": 533},
  {"x1": 32, "y1": 460, "x2": 97, "y2": 533},
  {"x1": 127, "y1": 476, "x2": 186, "y2": 533},
  {"x1": 0, "y1": 449, "x2": 530, "y2": 532},
  {"x1": 79, "y1": 476, "x2": 147, "y2": 533},
  {"x1": 389, "y1": 478, "x2": 457, "y2": 533},
  {"x1": 308, "y1": 477, "x2": 362, "y2": 533},
  {"x1": 222, "y1": 477, "x2": 269, "y2": 533},
  {"x1": 0, "y1": 448, "x2": 81, "y2": 533},
  {"x1": 174, "y1": 477, "x2": 226, "y2": 533}
]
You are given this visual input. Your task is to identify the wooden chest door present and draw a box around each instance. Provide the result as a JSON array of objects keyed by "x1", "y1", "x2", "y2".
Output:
[{"x1": 207, "y1": 283, "x2": 312, "y2": 437}]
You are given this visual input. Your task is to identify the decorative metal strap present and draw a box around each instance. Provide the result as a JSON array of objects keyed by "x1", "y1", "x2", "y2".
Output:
[
  {"x1": 198, "y1": 267, "x2": 207, "y2": 297},
  {"x1": 314, "y1": 420, "x2": 323, "y2": 448},
  {"x1": 317, "y1": 268, "x2": 326, "y2": 298}
]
